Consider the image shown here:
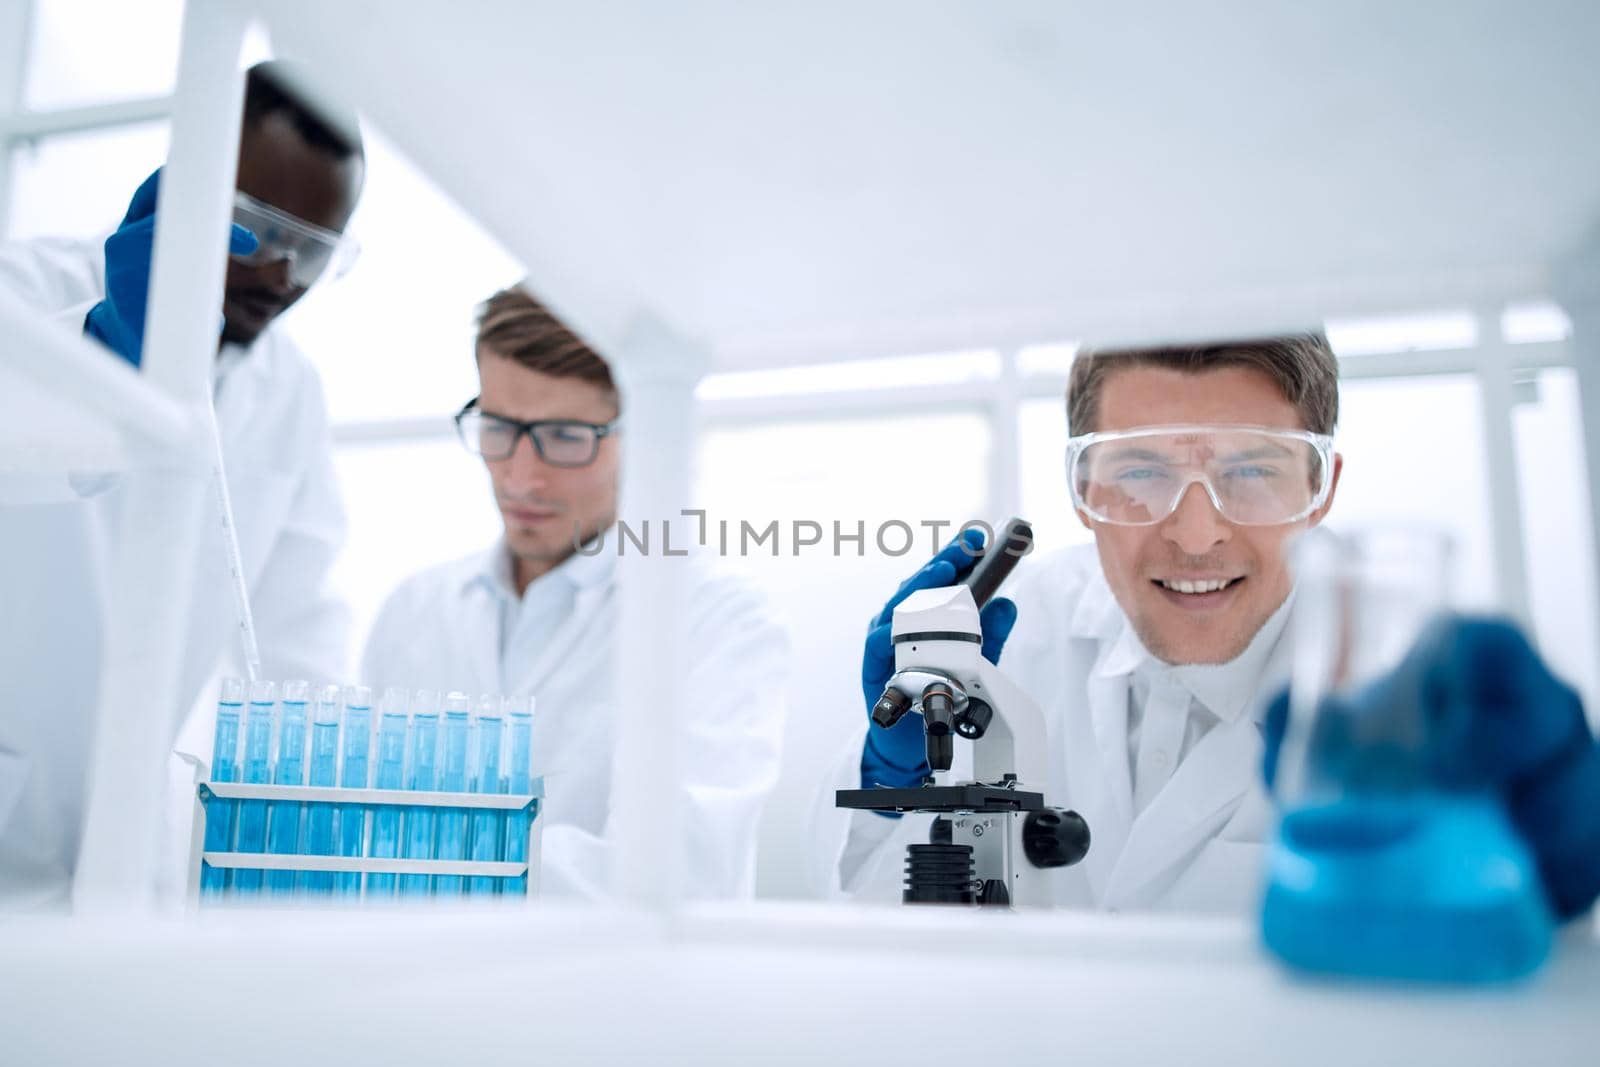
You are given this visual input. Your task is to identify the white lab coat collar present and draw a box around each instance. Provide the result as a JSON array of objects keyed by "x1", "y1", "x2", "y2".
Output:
[
  {"x1": 1055, "y1": 557, "x2": 1297, "y2": 909},
  {"x1": 214, "y1": 341, "x2": 251, "y2": 386},
  {"x1": 1164, "y1": 589, "x2": 1294, "y2": 724},
  {"x1": 465, "y1": 529, "x2": 619, "y2": 603},
  {"x1": 1066, "y1": 559, "x2": 1146, "y2": 681}
]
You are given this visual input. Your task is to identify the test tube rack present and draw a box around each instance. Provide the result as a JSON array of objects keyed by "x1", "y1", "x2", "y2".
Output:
[{"x1": 187, "y1": 778, "x2": 544, "y2": 901}]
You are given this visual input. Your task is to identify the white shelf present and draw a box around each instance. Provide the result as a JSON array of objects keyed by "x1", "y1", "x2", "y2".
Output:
[
  {"x1": 0, "y1": 288, "x2": 192, "y2": 475},
  {"x1": 0, "y1": 904, "x2": 1595, "y2": 1065},
  {"x1": 260, "y1": 2, "x2": 1600, "y2": 371}
]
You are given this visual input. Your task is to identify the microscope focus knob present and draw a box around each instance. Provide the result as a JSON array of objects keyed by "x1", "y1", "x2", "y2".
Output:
[
  {"x1": 955, "y1": 698, "x2": 993, "y2": 740},
  {"x1": 1022, "y1": 808, "x2": 1091, "y2": 869}
]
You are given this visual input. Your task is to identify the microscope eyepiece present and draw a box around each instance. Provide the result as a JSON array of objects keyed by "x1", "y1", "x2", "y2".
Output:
[{"x1": 962, "y1": 517, "x2": 1033, "y2": 608}]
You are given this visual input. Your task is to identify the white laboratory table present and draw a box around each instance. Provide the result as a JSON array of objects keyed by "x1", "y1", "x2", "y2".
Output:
[{"x1": 1, "y1": 902, "x2": 1594, "y2": 1066}]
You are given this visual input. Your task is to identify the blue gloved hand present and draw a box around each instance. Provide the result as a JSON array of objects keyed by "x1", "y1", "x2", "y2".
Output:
[
  {"x1": 860, "y1": 528, "x2": 1019, "y2": 791},
  {"x1": 83, "y1": 168, "x2": 258, "y2": 367},
  {"x1": 1263, "y1": 616, "x2": 1600, "y2": 921}
]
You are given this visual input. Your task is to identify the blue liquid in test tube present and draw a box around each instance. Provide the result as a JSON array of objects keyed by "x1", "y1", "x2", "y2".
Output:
[
  {"x1": 468, "y1": 694, "x2": 504, "y2": 896},
  {"x1": 337, "y1": 685, "x2": 373, "y2": 896},
  {"x1": 400, "y1": 689, "x2": 440, "y2": 896},
  {"x1": 201, "y1": 678, "x2": 245, "y2": 896},
  {"x1": 302, "y1": 684, "x2": 341, "y2": 894},
  {"x1": 235, "y1": 680, "x2": 278, "y2": 894},
  {"x1": 267, "y1": 680, "x2": 309, "y2": 895},
  {"x1": 367, "y1": 687, "x2": 409, "y2": 897},
  {"x1": 504, "y1": 695, "x2": 534, "y2": 896},
  {"x1": 434, "y1": 693, "x2": 471, "y2": 895}
]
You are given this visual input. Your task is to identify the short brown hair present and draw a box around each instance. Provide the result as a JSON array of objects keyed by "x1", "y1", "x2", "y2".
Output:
[
  {"x1": 475, "y1": 285, "x2": 616, "y2": 394},
  {"x1": 1066, "y1": 333, "x2": 1339, "y2": 436}
]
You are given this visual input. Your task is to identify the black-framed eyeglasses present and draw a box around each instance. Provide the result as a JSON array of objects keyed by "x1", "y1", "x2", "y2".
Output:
[{"x1": 453, "y1": 398, "x2": 622, "y2": 467}]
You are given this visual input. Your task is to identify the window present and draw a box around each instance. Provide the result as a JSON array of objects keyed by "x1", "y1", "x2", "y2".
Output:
[
  {"x1": 697, "y1": 348, "x2": 1000, "y2": 400},
  {"x1": 23, "y1": 0, "x2": 184, "y2": 110},
  {"x1": 695, "y1": 410, "x2": 990, "y2": 896},
  {"x1": 280, "y1": 126, "x2": 523, "y2": 422},
  {"x1": 5, "y1": 121, "x2": 169, "y2": 240},
  {"x1": 1514, "y1": 368, "x2": 1599, "y2": 714},
  {"x1": 331, "y1": 437, "x2": 502, "y2": 659},
  {"x1": 1326, "y1": 375, "x2": 1496, "y2": 607}
]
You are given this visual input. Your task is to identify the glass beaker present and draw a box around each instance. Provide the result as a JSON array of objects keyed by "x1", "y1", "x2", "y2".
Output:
[
  {"x1": 1275, "y1": 526, "x2": 1453, "y2": 804},
  {"x1": 1262, "y1": 526, "x2": 1552, "y2": 983}
]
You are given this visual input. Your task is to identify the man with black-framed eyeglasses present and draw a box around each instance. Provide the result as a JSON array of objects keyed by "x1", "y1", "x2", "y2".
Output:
[
  {"x1": 450, "y1": 396, "x2": 624, "y2": 569},
  {"x1": 361, "y1": 284, "x2": 788, "y2": 901}
]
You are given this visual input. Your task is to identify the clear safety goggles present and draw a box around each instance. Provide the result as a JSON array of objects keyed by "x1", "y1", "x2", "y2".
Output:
[
  {"x1": 1066, "y1": 424, "x2": 1335, "y2": 527},
  {"x1": 230, "y1": 191, "x2": 359, "y2": 288}
]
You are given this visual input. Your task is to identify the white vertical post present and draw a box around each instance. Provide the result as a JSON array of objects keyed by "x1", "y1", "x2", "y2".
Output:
[
  {"x1": 0, "y1": 0, "x2": 35, "y2": 236},
  {"x1": 72, "y1": 0, "x2": 249, "y2": 912},
  {"x1": 141, "y1": 6, "x2": 249, "y2": 404},
  {"x1": 988, "y1": 347, "x2": 1023, "y2": 521},
  {"x1": 608, "y1": 313, "x2": 707, "y2": 911},
  {"x1": 1554, "y1": 249, "x2": 1600, "y2": 688},
  {"x1": 1473, "y1": 307, "x2": 1532, "y2": 623}
]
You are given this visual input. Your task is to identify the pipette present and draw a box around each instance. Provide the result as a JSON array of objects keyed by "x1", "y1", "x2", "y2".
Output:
[{"x1": 206, "y1": 403, "x2": 263, "y2": 685}]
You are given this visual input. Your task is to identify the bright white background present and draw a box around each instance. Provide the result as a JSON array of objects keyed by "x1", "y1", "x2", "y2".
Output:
[{"x1": 5, "y1": 2, "x2": 1596, "y2": 898}]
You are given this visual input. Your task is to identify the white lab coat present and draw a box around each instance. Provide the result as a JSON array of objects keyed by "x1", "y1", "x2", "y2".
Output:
[
  {"x1": 0, "y1": 237, "x2": 351, "y2": 907},
  {"x1": 361, "y1": 538, "x2": 789, "y2": 900},
  {"x1": 813, "y1": 542, "x2": 1294, "y2": 913}
]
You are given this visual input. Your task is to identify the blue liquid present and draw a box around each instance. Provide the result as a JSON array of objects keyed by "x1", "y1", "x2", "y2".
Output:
[
  {"x1": 337, "y1": 703, "x2": 373, "y2": 896},
  {"x1": 234, "y1": 699, "x2": 277, "y2": 894},
  {"x1": 301, "y1": 720, "x2": 340, "y2": 893},
  {"x1": 200, "y1": 701, "x2": 242, "y2": 896},
  {"x1": 434, "y1": 711, "x2": 470, "y2": 894},
  {"x1": 468, "y1": 716, "x2": 504, "y2": 896},
  {"x1": 267, "y1": 699, "x2": 308, "y2": 894},
  {"x1": 400, "y1": 713, "x2": 440, "y2": 896},
  {"x1": 1262, "y1": 792, "x2": 1554, "y2": 982},
  {"x1": 367, "y1": 712, "x2": 408, "y2": 897},
  {"x1": 504, "y1": 713, "x2": 533, "y2": 896}
]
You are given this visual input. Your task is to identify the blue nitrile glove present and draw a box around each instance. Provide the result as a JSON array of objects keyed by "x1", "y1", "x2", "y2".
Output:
[
  {"x1": 83, "y1": 168, "x2": 258, "y2": 367},
  {"x1": 1263, "y1": 616, "x2": 1600, "y2": 921},
  {"x1": 860, "y1": 528, "x2": 1019, "y2": 793}
]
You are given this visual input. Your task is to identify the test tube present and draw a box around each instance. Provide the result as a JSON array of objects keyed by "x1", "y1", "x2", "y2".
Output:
[
  {"x1": 234, "y1": 680, "x2": 278, "y2": 894},
  {"x1": 367, "y1": 686, "x2": 409, "y2": 897},
  {"x1": 266, "y1": 680, "x2": 309, "y2": 894},
  {"x1": 503, "y1": 695, "x2": 534, "y2": 896},
  {"x1": 434, "y1": 692, "x2": 472, "y2": 894},
  {"x1": 400, "y1": 688, "x2": 440, "y2": 896},
  {"x1": 301, "y1": 684, "x2": 341, "y2": 894},
  {"x1": 336, "y1": 685, "x2": 373, "y2": 896},
  {"x1": 201, "y1": 678, "x2": 245, "y2": 896},
  {"x1": 468, "y1": 694, "x2": 505, "y2": 896}
]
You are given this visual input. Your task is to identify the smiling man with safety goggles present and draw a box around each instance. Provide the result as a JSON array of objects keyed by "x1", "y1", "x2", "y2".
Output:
[
  {"x1": 828, "y1": 333, "x2": 1598, "y2": 921},
  {"x1": 1064, "y1": 376, "x2": 1340, "y2": 666},
  {"x1": 828, "y1": 336, "x2": 1348, "y2": 909}
]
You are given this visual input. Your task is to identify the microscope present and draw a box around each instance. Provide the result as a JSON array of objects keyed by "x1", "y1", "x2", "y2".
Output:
[{"x1": 837, "y1": 519, "x2": 1090, "y2": 907}]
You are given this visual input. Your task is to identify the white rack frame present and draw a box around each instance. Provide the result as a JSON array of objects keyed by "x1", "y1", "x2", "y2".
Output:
[{"x1": 188, "y1": 780, "x2": 544, "y2": 895}]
